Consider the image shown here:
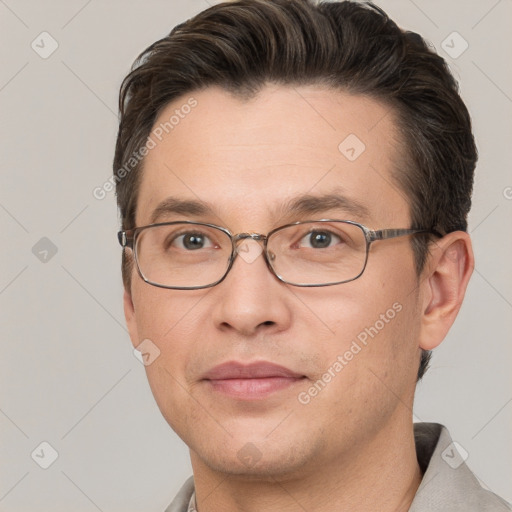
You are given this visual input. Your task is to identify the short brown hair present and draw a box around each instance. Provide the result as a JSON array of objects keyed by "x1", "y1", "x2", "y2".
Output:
[{"x1": 114, "y1": 0, "x2": 477, "y2": 380}]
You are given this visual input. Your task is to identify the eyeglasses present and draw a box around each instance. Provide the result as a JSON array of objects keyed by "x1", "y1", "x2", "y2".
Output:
[{"x1": 118, "y1": 220, "x2": 439, "y2": 289}]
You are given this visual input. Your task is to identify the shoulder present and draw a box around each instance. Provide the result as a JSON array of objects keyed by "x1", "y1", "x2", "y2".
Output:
[
  {"x1": 164, "y1": 476, "x2": 195, "y2": 512},
  {"x1": 411, "y1": 423, "x2": 511, "y2": 512}
]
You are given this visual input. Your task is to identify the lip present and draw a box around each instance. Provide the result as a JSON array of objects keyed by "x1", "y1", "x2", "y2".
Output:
[
  {"x1": 203, "y1": 361, "x2": 303, "y2": 380},
  {"x1": 202, "y1": 361, "x2": 305, "y2": 400}
]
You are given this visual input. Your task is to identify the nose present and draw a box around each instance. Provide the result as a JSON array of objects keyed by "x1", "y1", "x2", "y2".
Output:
[{"x1": 210, "y1": 238, "x2": 293, "y2": 337}]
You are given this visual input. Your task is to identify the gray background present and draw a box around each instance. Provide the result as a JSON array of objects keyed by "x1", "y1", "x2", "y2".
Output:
[{"x1": 1, "y1": 0, "x2": 511, "y2": 510}]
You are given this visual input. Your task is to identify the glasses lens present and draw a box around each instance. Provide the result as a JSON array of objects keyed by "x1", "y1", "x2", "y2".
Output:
[
  {"x1": 135, "y1": 223, "x2": 232, "y2": 288},
  {"x1": 268, "y1": 221, "x2": 367, "y2": 285}
]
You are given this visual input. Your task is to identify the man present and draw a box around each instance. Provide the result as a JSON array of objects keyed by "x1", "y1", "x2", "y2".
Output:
[{"x1": 113, "y1": 1, "x2": 511, "y2": 510}]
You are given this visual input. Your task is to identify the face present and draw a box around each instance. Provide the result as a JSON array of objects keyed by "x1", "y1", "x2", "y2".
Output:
[{"x1": 124, "y1": 85, "x2": 428, "y2": 479}]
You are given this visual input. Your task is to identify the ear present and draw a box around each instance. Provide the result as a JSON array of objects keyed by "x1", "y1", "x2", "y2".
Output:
[
  {"x1": 123, "y1": 287, "x2": 140, "y2": 349},
  {"x1": 418, "y1": 231, "x2": 474, "y2": 351}
]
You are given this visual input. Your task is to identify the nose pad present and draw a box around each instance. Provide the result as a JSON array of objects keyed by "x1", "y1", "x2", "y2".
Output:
[{"x1": 236, "y1": 239, "x2": 264, "y2": 264}]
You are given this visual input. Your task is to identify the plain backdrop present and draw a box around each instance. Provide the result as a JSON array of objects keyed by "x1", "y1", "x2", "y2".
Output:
[{"x1": 1, "y1": 1, "x2": 511, "y2": 510}]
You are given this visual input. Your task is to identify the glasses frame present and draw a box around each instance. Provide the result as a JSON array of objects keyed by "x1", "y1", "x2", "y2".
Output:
[{"x1": 118, "y1": 220, "x2": 441, "y2": 290}]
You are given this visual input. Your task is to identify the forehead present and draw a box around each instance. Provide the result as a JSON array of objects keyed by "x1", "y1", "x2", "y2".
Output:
[{"x1": 136, "y1": 85, "x2": 409, "y2": 229}]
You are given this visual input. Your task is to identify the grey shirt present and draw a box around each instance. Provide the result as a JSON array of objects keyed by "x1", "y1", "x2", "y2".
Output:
[{"x1": 165, "y1": 423, "x2": 511, "y2": 511}]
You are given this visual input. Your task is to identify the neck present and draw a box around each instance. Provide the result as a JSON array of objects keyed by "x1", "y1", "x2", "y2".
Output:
[{"x1": 190, "y1": 418, "x2": 422, "y2": 512}]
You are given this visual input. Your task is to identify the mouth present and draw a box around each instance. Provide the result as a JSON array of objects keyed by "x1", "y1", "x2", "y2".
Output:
[{"x1": 202, "y1": 361, "x2": 306, "y2": 400}]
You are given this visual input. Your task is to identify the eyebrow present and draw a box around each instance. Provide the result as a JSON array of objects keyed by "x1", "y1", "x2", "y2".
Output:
[
  {"x1": 150, "y1": 197, "x2": 212, "y2": 223},
  {"x1": 149, "y1": 191, "x2": 371, "y2": 225},
  {"x1": 277, "y1": 192, "x2": 371, "y2": 222}
]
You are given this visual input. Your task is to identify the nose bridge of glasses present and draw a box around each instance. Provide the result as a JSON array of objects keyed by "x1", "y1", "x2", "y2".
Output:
[
  {"x1": 233, "y1": 232, "x2": 267, "y2": 245},
  {"x1": 232, "y1": 233, "x2": 273, "y2": 265}
]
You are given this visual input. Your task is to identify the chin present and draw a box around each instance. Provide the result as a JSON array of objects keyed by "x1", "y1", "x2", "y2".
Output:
[
  {"x1": 188, "y1": 428, "x2": 323, "y2": 481},
  {"x1": 196, "y1": 445, "x2": 312, "y2": 479}
]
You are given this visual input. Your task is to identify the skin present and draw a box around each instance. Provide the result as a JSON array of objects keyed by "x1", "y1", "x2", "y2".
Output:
[{"x1": 123, "y1": 85, "x2": 474, "y2": 512}]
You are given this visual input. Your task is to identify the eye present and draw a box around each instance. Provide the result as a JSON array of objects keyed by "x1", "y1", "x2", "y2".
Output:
[
  {"x1": 171, "y1": 231, "x2": 215, "y2": 250},
  {"x1": 298, "y1": 230, "x2": 342, "y2": 249}
]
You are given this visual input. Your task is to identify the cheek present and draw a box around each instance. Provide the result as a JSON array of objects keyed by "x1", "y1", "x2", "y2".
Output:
[
  {"x1": 302, "y1": 268, "x2": 421, "y2": 382},
  {"x1": 302, "y1": 277, "x2": 405, "y2": 344},
  {"x1": 131, "y1": 286, "x2": 202, "y2": 389},
  {"x1": 299, "y1": 296, "x2": 420, "y2": 431},
  {"x1": 132, "y1": 289, "x2": 204, "y2": 431},
  {"x1": 132, "y1": 284, "x2": 199, "y2": 339}
]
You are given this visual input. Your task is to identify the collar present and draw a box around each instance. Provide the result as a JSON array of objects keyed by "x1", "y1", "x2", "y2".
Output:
[
  {"x1": 410, "y1": 422, "x2": 511, "y2": 511},
  {"x1": 165, "y1": 423, "x2": 511, "y2": 511}
]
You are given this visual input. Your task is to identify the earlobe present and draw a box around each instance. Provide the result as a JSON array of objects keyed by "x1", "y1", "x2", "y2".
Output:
[
  {"x1": 418, "y1": 232, "x2": 474, "y2": 351},
  {"x1": 123, "y1": 288, "x2": 140, "y2": 349}
]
